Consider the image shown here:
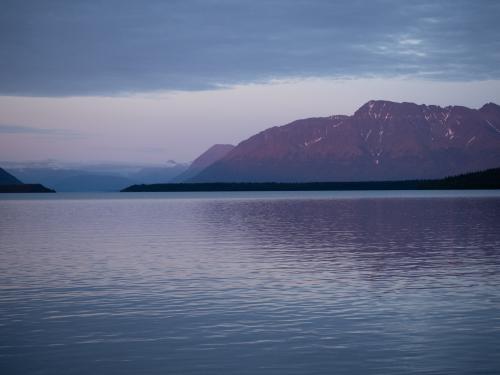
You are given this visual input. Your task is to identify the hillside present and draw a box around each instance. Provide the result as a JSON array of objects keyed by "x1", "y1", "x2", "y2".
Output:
[
  {"x1": 174, "y1": 144, "x2": 234, "y2": 182},
  {"x1": 190, "y1": 101, "x2": 500, "y2": 182},
  {"x1": 0, "y1": 167, "x2": 22, "y2": 185}
]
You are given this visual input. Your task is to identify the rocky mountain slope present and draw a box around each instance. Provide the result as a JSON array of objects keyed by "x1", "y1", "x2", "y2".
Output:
[
  {"x1": 0, "y1": 167, "x2": 22, "y2": 185},
  {"x1": 190, "y1": 101, "x2": 500, "y2": 182},
  {"x1": 175, "y1": 144, "x2": 234, "y2": 182}
]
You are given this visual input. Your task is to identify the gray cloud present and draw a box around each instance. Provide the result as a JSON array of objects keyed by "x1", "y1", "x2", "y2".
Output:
[
  {"x1": 0, "y1": 124, "x2": 81, "y2": 137},
  {"x1": 1, "y1": 0, "x2": 499, "y2": 96}
]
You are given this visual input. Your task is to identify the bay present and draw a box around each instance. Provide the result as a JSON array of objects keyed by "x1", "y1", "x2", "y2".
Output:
[{"x1": 1, "y1": 191, "x2": 499, "y2": 374}]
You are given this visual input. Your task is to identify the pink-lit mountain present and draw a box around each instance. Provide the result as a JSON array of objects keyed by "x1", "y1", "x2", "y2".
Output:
[
  {"x1": 189, "y1": 100, "x2": 500, "y2": 182},
  {"x1": 174, "y1": 144, "x2": 234, "y2": 182}
]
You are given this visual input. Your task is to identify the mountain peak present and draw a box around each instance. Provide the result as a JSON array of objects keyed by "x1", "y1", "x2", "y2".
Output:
[
  {"x1": 356, "y1": 100, "x2": 395, "y2": 112},
  {"x1": 165, "y1": 159, "x2": 180, "y2": 167},
  {"x1": 480, "y1": 102, "x2": 500, "y2": 114},
  {"x1": 354, "y1": 100, "x2": 422, "y2": 119},
  {"x1": 191, "y1": 100, "x2": 500, "y2": 182}
]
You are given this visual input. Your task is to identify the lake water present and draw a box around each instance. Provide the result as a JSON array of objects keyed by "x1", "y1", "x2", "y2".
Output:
[{"x1": 1, "y1": 191, "x2": 500, "y2": 374}]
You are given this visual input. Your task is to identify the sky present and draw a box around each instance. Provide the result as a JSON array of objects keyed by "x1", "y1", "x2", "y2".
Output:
[{"x1": 1, "y1": 0, "x2": 499, "y2": 164}]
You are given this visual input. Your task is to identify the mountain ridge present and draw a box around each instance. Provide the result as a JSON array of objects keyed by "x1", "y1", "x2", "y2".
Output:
[
  {"x1": 174, "y1": 144, "x2": 234, "y2": 182},
  {"x1": 190, "y1": 100, "x2": 500, "y2": 182},
  {"x1": 0, "y1": 167, "x2": 22, "y2": 185}
]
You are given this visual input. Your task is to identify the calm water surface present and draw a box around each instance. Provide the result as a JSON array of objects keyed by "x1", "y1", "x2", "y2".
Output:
[{"x1": 1, "y1": 191, "x2": 500, "y2": 374}]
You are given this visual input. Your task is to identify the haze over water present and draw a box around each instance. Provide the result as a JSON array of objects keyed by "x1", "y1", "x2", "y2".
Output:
[{"x1": 1, "y1": 191, "x2": 500, "y2": 374}]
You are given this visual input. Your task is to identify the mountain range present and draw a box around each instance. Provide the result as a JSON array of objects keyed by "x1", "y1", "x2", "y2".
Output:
[
  {"x1": 4, "y1": 161, "x2": 189, "y2": 192},
  {"x1": 190, "y1": 100, "x2": 500, "y2": 182},
  {"x1": 3, "y1": 100, "x2": 500, "y2": 189}
]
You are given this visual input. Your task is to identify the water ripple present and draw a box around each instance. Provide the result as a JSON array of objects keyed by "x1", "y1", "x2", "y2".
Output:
[{"x1": 1, "y1": 193, "x2": 500, "y2": 374}]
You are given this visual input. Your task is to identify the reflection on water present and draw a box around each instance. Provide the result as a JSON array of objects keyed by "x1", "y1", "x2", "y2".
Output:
[{"x1": 1, "y1": 192, "x2": 500, "y2": 374}]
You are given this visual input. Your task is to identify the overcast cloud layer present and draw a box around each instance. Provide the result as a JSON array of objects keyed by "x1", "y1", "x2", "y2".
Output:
[{"x1": 1, "y1": 0, "x2": 499, "y2": 96}]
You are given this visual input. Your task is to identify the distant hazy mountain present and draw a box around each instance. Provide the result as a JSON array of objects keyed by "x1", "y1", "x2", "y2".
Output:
[
  {"x1": 6, "y1": 161, "x2": 188, "y2": 191},
  {"x1": 130, "y1": 163, "x2": 188, "y2": 184},
  {"x1": 7, "y1": 167, "x2": 86, "y2": 189},
  {"x1": 6, "y1": 168, "x2": 135, "y2": 192},
  {"x1": 0, "y1": 167, "x2": 22, "y2": 185},
  {"x1": 52, "y1": 174, "x2": 136, "y2": 192},
  {"x1": 174, "y1": 144, "x2": 234, "y2": 182},
  {"x1": 191, "y1": 101, "x2": 500, "y2": 182}
]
